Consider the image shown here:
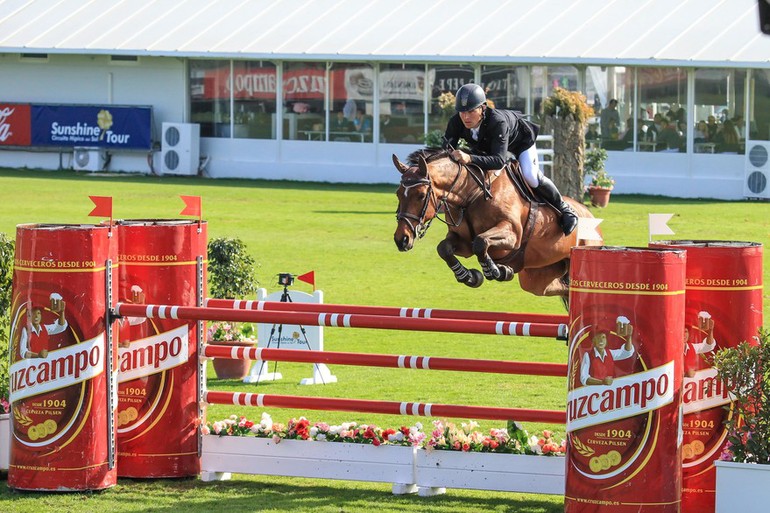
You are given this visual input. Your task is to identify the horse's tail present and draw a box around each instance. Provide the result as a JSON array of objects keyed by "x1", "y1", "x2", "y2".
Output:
[{"x1": 559, "y1": 271, "x2": 570, "y2": 311}]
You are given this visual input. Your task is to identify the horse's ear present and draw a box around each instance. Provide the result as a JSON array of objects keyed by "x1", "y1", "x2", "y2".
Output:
[
  {"x1": 417, "y1": 155, "x2": 429, "y2": 178},
  {"x1": 392, "y1": 154, "x2": 409, "y2": 174}
]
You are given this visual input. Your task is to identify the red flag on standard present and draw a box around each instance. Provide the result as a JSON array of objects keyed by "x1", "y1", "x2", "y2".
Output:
[
  {"x1": 88, "y1": 196, "x2": 113, "y2": 218},
  {"x1": 180, "y1": 195, "x2": 202, "y2": 217},
  {"x1": 297, "y1": 271, "x2": 315, "y2": 288}
]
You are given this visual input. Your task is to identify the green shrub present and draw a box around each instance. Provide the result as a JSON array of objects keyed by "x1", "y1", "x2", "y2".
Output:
[
  {"x1": 0, "y1": 232, "x2": 14, "y2": 407},
  {"x1": 207, "y1": 237, "x2": 259, "y2": 299},
  {"x1": 713, "y1": 327, "x2": 770, "y2": 464}
]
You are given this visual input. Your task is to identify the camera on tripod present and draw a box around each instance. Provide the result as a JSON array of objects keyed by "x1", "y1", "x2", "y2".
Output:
[{"x1": 277, "y1": 273, "x2": 295, "y2": 287}]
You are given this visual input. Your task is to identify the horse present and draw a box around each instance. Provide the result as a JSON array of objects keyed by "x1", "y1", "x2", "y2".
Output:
[{"x1": 392, "y1": 148, "x2": 602, "y2": 304}]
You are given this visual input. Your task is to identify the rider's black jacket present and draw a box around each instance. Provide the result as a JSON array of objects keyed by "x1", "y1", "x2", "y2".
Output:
[{"x1": 444, "y1": 108, "x2": 539, "y2": 171}]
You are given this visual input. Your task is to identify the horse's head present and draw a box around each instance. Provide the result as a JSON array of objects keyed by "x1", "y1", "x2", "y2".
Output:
[{"x1": 392, "y1": 153, "x2": 436, "y2": 252}]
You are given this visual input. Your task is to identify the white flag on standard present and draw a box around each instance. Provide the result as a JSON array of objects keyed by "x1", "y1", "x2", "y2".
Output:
[
  {"x1": 577, "y1": 218, "x2": 603, "y2": 242},
  {"x1": 649, "y1": 213, "x2": 675, "y2": 241}
]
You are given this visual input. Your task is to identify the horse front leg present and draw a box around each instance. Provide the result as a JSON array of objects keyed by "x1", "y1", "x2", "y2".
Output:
[
  {"x1": 437, "y1": 233, "x2": 484, "y2": 288},
  {"x1": 472, "y1": 223, "x2": 518, "y2": 282}
]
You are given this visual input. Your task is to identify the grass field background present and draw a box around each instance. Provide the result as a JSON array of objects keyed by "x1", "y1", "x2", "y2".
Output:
[{"x1": 0, "y1": 167, "x2": 768, "y2": 512}]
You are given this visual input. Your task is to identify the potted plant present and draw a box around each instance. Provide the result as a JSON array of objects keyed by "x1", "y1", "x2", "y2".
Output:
[
  {"x1": 206, "y1": 321, "x2": 257, "y2": 379},
  {"x1": 206, "y1": 237, "x2": 259, "y2": 379},
  {"x1": 584, "y1": 147, "x2": 613, "y2": 207},
  {"x1": 713, "y1": 327, "x2": 770, "y2": 513}
]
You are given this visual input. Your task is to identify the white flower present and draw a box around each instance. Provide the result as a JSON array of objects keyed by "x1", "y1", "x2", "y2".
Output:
[
  {"x1": 310, "y1": 427, "x2": 319, "y2": 437},
  {"x1": 329, "y1": 425, "x2": 341, "y2": 435},
  {"x1": 316, "y1": 433, "x2": 327, "y2": 442},
  {"x1": 260, "y1": 412, "x2": 273, "y2": 430},
  {"x1": 529, "y1": 435, "x2": 543, "y2": 454},
  {"x1": 389, "y1": 432, "x2": 404, "y2": 442}
]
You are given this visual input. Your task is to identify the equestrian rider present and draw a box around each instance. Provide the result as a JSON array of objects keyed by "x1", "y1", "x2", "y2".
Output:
[{"x1": 443, "y1": 84, "x2": 578, "y2": 236}]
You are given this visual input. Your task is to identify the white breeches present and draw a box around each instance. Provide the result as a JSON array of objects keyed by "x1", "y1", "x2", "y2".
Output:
[{"x1": 518, "y1": 145, "x2": 541, "y2": 188}]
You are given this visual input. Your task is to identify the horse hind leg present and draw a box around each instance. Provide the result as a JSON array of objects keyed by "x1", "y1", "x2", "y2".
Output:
[{"x1": 518, "y1": 261, "x2": 570, "y2": 307}]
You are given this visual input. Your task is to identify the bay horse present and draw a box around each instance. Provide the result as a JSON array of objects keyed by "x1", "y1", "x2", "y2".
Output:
[{"x1": 392, "y1": 149, "x2": 601, "y2": 304}]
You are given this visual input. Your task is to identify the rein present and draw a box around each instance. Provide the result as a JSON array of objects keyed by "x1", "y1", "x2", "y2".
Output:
[{"x1": 396, "y1": 158, "x2": 491, "y2": 239}]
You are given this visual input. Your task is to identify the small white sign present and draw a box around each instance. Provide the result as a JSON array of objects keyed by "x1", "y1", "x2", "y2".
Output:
[{"x1": 245, "y1": 288, "x2": 336, "y2": 385}]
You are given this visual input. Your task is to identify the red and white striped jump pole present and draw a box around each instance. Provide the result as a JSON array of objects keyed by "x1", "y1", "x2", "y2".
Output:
[
  {"x1": 114, "y1": 303, "x2": 568, "y2": 339},
  {"x1": 206, "y1": 298, "x2": 568, "y2": 326},
  {"x1": 203, "y1": 390, "x2": 567, "y2": 424},
  {"x1": 202, "y1": 345, "x2": 568, "y2": 377}
]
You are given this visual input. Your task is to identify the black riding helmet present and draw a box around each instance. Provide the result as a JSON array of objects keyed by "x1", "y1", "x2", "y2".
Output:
[{"x1": 455, "y1": 84, "x2": 487, "y2": 112}]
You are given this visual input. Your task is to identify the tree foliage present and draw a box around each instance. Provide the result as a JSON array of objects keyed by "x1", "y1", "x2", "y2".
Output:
[
  {"x1": 542, "y1": 87, "x2": 594, "y2": 199},
  {"x1": 207, "y1": 237, "x2": 259, "y2": 300}
]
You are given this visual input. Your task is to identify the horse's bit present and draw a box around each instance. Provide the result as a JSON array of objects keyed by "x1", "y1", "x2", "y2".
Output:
[{"x1": 395, "y1": 160, "x2": 475, "y2": 240}]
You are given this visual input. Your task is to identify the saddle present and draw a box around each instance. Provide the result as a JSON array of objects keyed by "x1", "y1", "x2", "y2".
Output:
[{"x1": 497, "y1": 162, "x2": 541, "y2": 273}]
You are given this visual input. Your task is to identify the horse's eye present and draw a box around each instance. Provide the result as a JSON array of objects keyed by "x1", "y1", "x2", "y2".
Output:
[{"x1": 417, "y1": 192, "x2": 426, "y2": 201}]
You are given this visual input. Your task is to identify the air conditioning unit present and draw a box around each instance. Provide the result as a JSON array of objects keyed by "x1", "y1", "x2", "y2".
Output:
[
  {"x1": 744, "y1": 141, "x2": 770, "y2": 199},
  {"x1": 73, "y1": 147, "x2": 106, "y2": 172},
  {"x1": 161, "y1": 122, "x2": 200, "y2": 175}
]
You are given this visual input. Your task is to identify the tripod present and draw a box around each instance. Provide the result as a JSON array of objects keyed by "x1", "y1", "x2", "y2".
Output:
[{"x1": 256, "y1": 282, "x2": 326, "y2": 385}]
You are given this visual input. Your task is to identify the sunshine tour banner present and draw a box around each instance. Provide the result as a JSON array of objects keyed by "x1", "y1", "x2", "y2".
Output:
[
  {"x1": 0, "y1": 103, "x2": 152, "y2": 149},
  {"x1": 650, "y1": 241, "x2": 764, "y2": 513},
  {"x1": 566, "y1": 246, "x2": 686, "y2": 513},
  {"x1": 115, "y1": 220, "x2": 206, "y2": 478},
  {"x1": 9, "y1": 224, "x2": 118, "y2": 491}
]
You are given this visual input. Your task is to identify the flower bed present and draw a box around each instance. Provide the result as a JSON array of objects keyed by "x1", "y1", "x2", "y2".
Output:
[{"x1": 200, "y1": 414, "x2": 566, "y2": 494}]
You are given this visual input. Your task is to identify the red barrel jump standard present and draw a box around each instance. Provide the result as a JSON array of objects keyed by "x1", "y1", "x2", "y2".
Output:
[
  {"x1": 565, "y1": 246, "x2": 686, "y2": 513},
  {"x1": 650, "y1": 240, "x2": 764, "y2": 513},
  {"x1": 8, "y1": 224, "x2": 118, "y2": 491},
  {"x1": 115, "y1": 220, "x2": 206, "y2": 478}
]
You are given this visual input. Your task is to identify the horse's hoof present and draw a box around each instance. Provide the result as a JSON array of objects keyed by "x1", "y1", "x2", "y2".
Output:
[
  {"x1": 495, "y1": 266, "x2": 514, "y2": 282},
  {"x1": 465, "y1": 269, "x2": 484, "y2": 288}
]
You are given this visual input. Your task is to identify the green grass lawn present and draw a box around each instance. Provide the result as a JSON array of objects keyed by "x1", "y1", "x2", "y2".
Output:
[{"x1": 1, "y1": 167, "x2": 769, "y2": 512}]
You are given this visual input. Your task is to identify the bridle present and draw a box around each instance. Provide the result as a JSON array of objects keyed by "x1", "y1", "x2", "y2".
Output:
[{"x1": 396, "y1": 158, "x2": 491, "y2": 240}]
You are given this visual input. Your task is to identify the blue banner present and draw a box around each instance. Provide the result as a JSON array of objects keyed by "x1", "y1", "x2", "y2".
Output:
[{"x1": 31, "y1": 104, "x2": 152, "y2": 150}]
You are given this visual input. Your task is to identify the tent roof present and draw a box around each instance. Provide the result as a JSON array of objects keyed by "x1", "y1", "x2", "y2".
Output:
[{"x1": 1, "y1": 0, "x2": 768, "y2": 68}]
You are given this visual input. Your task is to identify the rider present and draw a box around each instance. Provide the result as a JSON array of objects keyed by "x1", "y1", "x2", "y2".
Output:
[{"x1": 443, "y1": 84, "x2": 578, "y2": 235}]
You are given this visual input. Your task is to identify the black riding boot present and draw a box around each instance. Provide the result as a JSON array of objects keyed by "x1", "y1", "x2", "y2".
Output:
[{"x1": 535, "y1": 177, "x2": 578, "y2": 235}]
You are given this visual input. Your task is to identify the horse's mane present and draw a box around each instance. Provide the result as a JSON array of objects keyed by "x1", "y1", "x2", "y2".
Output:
[{"x1": 406, "y1": 148, "x2": 451, "y2": 166}]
